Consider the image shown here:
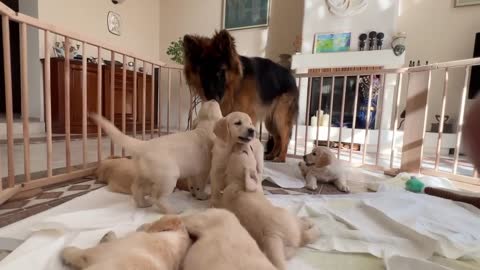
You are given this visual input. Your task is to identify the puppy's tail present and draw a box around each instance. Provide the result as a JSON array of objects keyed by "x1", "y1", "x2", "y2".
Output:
[
  {"x1": 299, "y1": 217, "x2": 320, "y2": 246},
  {"x1": 89, "y1": 113, "x2": 143, "y2": 153}
]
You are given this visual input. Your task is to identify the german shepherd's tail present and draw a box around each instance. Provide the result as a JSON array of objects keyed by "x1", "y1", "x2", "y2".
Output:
[{"x1": 89, "y1": 113, "x2": 144, "y2": 154}]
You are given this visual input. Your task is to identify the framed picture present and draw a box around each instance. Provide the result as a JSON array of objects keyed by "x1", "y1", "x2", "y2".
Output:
[
  {"x1": 454, "y1": 0, "x2": 480, "y2": 7},
  {"x1": 222, "y1": 0, "x2": 270, "y2": 30},
  {"x1": 314, "y1": 32, "x2": 351, "y2": 53},
  {"x1": 107, "y1": 11, "x2": 121, "y2": 36}
]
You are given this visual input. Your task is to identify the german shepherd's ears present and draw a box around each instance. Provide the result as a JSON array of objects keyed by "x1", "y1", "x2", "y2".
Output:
[
  {"x1": 212, "y1": 30, "x2": 236, "y2": 66},
  {"x1": 214, "y1": 118, "x2": 229, "y2": 142},
  {"x1": 183, "y1": 35, "x2": 202, "y2": 65}
]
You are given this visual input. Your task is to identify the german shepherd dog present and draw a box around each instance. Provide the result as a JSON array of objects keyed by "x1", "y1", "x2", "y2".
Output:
[{"x1": 183, "y1": 30, "x2": 299, "y2": 162}]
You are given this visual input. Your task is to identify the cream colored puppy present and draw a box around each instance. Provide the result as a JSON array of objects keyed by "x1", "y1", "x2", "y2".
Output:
[
  {"x1": 209, "y1": 112, "x2": 263, "y2": 207},
  {"x1": 181, "y1": 208, "x2": 276, "y2": 270},
  {"x1": 90, "y1": 100, "x2": 222, "y2": 213},
  {"x1": 298, "y1": 146, "x2": 349, "y2": 192},
  {"x1": 61, "y1": 215, "x2": 191, "y2": 270},
  {"x1": 221, "y1": 143, "x2": 320, "y2": 270},
  {"x1": 96, "y1": 157, "x2": 136, "y2": 194}
]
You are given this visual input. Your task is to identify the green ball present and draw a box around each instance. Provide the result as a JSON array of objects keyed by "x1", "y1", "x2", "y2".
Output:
[{"x1": 405, "y1": 177, "x2": 425, "y2": 193}]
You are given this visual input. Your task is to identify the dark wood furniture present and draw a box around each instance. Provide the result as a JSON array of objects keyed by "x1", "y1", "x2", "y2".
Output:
[{"x1": 43, "y1": 57, "x2": 157, "y2": 134}]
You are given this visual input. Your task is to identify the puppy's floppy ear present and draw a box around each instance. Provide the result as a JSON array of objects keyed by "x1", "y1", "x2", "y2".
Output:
[
  {"x1": 244, "y1": 168, "x2": 259, "y2": 192},
  {"x1": 213, "y1": 118, "x2": 229, "y2": 141},
  {"x1": 315, "y1": 150, "x2": 333, "y2": 168},
  {"x1": 183, "y1": 35, "x2": 203, "y2": 65}
]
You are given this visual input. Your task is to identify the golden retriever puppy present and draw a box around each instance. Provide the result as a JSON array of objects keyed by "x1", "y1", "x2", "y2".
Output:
[
  {"x1": 90, "y1": 101, "x2": 222, "y2": 213},
  {"x1": 298, "y1": 146, "x2": 349, "y2": 192},
  {"x1": 95, "y1": 157, "x2": 136, "y2": 194},
  {"x1": 221, "y1": 143, "x2": 320, "y2": 270},
  {"x1": 209, "y1": 112, "x2": 263, "y2": 207},
  {"x1": 181, "y1": 208, "x2": 276, "y2": 270},
  {"x1": 61, "y1": 215, "x2": 191, "y2": 270}
]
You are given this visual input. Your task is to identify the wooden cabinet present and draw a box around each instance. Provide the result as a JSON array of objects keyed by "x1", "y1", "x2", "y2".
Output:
[
  {"x1": 103, "y1": 65, "x2": 156, "y2": 133},
  {"x1": 43, "y1": 58, "x2": 158, "y2": 134}
]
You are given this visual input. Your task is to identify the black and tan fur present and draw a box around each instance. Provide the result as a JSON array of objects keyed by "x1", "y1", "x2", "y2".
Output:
[{"x1": 183, "y1": 30, "x2": 299, "y2": 162}]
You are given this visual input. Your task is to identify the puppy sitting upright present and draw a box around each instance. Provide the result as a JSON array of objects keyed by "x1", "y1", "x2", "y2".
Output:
[
  {"x1": 209, "y1": 112, "x2": 263, "y2": 207},
  {"x1": 90, "y1": 100, "x2": 222, "y2": 213},
  {"x1": 220, "y1": 143, "x2": 320, "y2": 270},
  {"x1": 298, "y1": 146, "x2": 350, "y2": 192}
]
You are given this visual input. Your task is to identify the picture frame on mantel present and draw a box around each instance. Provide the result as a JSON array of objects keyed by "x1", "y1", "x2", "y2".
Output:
[
  {"x1": 222, "y1": 0, "x2": 270, "y2": 30},
  {"x1": 454, "y1": 0, "x2": 480, "y2": 7}
]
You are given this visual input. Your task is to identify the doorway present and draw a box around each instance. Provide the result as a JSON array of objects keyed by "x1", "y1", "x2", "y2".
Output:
[{"x1": 0, "y1": 0, "x2": 21, "y2": 117}]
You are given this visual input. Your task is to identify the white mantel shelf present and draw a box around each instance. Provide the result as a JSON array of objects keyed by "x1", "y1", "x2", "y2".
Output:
[{"x1": 292, "y1": 50, "x2": 405, "y2": 71}]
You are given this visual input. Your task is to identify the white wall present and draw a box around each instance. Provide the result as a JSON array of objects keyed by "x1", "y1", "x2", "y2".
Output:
[
  {"x1": 38, "y1": 0, "x2": 161, "y2": 62},
  {"x1": 301, "y1": 0, "x2": 398, "y2": 53},
  {"x1": 398, "y1": 0, "x2": 480, "y2": 129},
  {"x1": 158, "y1": 0, "x2": 303, "y2": 63}
]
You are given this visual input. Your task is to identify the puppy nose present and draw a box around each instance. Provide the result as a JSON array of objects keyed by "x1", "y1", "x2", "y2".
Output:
[{"x1": 248, "y1": 128, "x2": 255, "y2": 136}]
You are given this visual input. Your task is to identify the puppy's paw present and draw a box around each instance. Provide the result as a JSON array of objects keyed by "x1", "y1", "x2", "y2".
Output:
[
  {"x1": 337, "y1": 184, "x2": 350, "y2": 193},
  {"x1": 272, "y1": 157, "x2": 286, "y2": 163},
  {"x1": 299, "y1": 216, "x2": 314, "y2": 230},
  {"x1": 305, "y1": 183, "x2": 318, "y2": 191},
  {"x1": 264, "y1": 154, "x2": 275, "y2": 161}
]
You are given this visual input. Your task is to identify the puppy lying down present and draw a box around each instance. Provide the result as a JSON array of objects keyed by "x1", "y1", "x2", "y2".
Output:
[
  {"x1": 299, "y1": 146, "x2": 350, "y2": 192},
  {"x1": 181, "y1": 208, "x2": 276, "y2": 270},
  {"x1": 61, "y1": 215, "x2": 191, "y2": 270},
  {"x1": 221, "y1": 143, "x2": 320, "y2": 270},
  {"x1": 90, "y1": 100, "x2": 222, "y2": 213}
]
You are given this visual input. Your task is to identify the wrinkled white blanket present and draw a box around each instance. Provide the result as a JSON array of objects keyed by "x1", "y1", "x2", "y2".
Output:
[{"x1": 1, "y1": 188, "x2": 479, "y2": 270}]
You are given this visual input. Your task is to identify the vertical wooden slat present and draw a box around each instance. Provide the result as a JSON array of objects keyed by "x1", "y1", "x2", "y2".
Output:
[
  {"x1": 435, "y1": 68, "x2": 449, "y2": 171},
  {"x1": 132, "y1": 59, "x2": 137, "y2": 139},
  {"x1": 2, "y1": 15, "x2": 14, "y2": 186},
  {"x1": 315, "y1": 77, "x2": 324, "y2": 147},
  {"x1": 109, "y1": 51, "x2": 115, "y2": 156},
  {"x1": 362, "y1": 74, "x2": 374, "y2": 164},
  {"x1": 64, "y1": 37, "x2": 71, "y2": 172},
  {"x1": 167, "y1": 68, "x2": 171, "y2": 134},
  {"x1": 81, "y1": 41, "x2": 87, "y2": 168},
  {"x1": 158, "y1": 67, "x2": 162, "y2": 135},
  {"x1": 293, "y1": 78, "x2": 301, "y2": 156},
  {"x1": 44, "y1": 30, "x2": 53, "y2": 177},
  {"x1": 121, "y1": 54, "x2": 127, "y2": 156},
  {"x1": 326, "y1": 77, "x2": 335, "y2": 148},
  {"x1": 349, "y1": 75, "x2": 360, "y2": 163},
  {"x1": 142, "y1": 61, "x2": 146, "y2": 139},
  {"x1": 20, "y1": 23, "x2": 30, "y2": 181},
  {"x1": 304, "y1": 78, "x2": 312, "y2": 155},
  {"x1": 178, "y1": 70, "x2": 182, "y2": 132},
  {"x1": 338, "y1": 76, "x2": 347, "y2": 159},
  {"x1": 375, "y1": 74, "x2": 387, "y2": 166},
  {"x1": 96, "y1": 47, "x2": 102, "y2": 162},
  {"x1": 400, "y1": 71, "x2": 431, "y2": 173},
  {"x1": 150, "y1": 63, "x2": 155, "y2": 138},
  {"x1": 453, "y1": 66, "x2": 471, "y2": 174},
  {"x1": 390, "y1": 73, "x2": 403, "y2": 168}
]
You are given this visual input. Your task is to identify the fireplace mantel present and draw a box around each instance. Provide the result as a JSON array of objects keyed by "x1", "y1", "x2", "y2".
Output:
[{"x1": 291, "y1": 49, "x2": 406, "y2": 72}]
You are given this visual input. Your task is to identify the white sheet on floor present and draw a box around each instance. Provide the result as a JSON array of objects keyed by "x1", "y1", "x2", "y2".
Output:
[
  {"x1": 263, "y1": 158, "x2": 306, "y2": 188},
  {"x1": 1, "y1": 189, "x2": 480, "y2": 270}
]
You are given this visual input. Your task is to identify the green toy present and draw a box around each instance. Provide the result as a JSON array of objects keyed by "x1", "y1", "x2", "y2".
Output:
[{"x1": 405, "y1": 176, "x2": 425, "y2": 193}]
